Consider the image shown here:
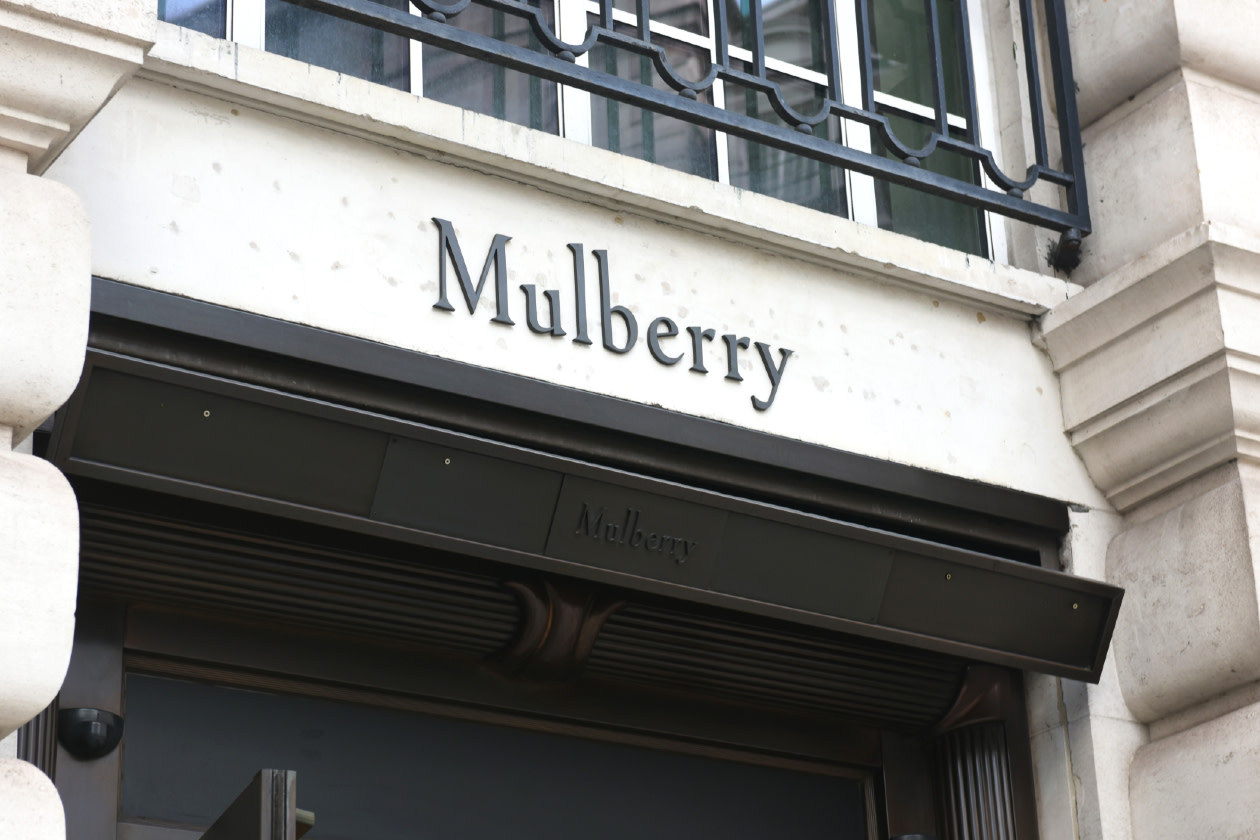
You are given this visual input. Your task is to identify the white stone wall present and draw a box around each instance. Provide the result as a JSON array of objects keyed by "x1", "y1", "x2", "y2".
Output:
[{"x1": 0, "y1": 759, "x2": 65, "y2": 840}]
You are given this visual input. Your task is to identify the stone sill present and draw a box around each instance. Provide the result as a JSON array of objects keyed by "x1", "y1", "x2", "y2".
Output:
[{"x1": 140, "y1": 20, "x2": 1077, "y2": 320}]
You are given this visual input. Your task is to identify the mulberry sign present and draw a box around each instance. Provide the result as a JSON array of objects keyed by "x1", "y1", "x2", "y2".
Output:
[
  {"x1": 574, "y1": 503, "x2": 699, "y2": 565},
  {"x1": 431, "y1": 218, "x2": 794, "y2": 411}
]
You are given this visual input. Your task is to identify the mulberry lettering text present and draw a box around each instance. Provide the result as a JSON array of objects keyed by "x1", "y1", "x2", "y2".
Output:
[
  {"x1": 431, "y1": 218, "x2": 793, "y2": 411},
  {"x1": 574, "y1": 503, "x2": 698, "y2": 564}
]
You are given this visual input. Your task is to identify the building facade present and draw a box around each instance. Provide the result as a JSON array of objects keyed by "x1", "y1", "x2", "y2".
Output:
[{"x1": 0, "y1": 0, "x2": 1258, "y2": 837}]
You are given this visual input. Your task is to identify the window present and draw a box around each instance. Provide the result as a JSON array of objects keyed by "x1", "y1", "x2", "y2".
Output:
[
  {"x1": 158, "y1": 0, "x2": 1033, "y2": 258},
  {"x1": 120, "y1": 669, "x2": 872, "y2": 839}
]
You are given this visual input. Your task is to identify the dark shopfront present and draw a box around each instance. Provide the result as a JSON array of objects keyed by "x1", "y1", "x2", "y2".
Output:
[{"x1": 21, "y1": 279, "x2": 1120, "y2": 840}]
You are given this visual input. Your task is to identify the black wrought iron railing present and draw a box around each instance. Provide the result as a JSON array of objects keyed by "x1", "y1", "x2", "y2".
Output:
[
  {"x1": 273, "y1": 0, "x2": 1083, "y2": 236},
  {"x1": 157, "y1": 0, "x2": 1083, "y2": 249}
]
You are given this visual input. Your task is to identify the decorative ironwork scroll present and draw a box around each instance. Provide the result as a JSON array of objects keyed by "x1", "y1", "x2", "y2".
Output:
[{"x1": 288, "y1": 0, "x2": 1089, "y2": 234}]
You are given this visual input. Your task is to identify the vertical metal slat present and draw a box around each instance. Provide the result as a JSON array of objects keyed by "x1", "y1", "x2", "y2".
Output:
[
  {"x1": 1017, "y1": 0, "x2": 1049, "y2": 167},
  {"x1": 924, "y1": 0, "x2": 948, "y2": 138},
  {"x1": 1043, "y1": 0, "x2": 1089, "y2": 221}
]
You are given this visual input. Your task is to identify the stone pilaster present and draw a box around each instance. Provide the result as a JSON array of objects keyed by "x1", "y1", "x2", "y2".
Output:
[
  {"x1": 0, "y1": 1, "x2": 153, "y2": 836},
  {"x1": 1042, "y1": 3, "x2": 1260, "y2": 837}
]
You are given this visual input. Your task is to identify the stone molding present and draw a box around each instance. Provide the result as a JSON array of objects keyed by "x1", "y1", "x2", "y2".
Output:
[
  {"x1": 1041, "y1": 223, "x2": 1260, "y2": 511},
  {"x1": 0, "y1": 0, "x2": 153, "y2": 171}
]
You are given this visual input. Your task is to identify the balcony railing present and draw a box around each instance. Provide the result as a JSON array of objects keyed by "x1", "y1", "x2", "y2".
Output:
[{"x1": 178, "y1": 0, "x2": 1090, "y2": 244}]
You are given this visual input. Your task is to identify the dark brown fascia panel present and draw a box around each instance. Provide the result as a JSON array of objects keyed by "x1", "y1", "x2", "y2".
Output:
[
  {"x1": 86, "y1": 277, "x2": 1069, "y2": 540},
  {"x1": 51, "y1": 300, "x2": 1123, "y2": 681}
]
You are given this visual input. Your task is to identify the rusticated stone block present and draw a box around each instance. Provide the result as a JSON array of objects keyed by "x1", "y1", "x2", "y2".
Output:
[
  {"x1": 1131, "y1": 697, "x2": 1260, "y2": 840},
  {"x1": 0, "y1": 759, "x2": 64, "y2": 840},
  {"x1": 0, "y1": 450, "x2": 78, "y2": 739},
  {"x1": 0, "y1": 169, "x2": 90, "y2": 443},
  {"x1": 1108, "y1": 465, "x2": 1260, "y2": 722}
]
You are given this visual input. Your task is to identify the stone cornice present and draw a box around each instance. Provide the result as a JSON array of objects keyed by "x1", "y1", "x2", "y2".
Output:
[
  {"x1": 1041, "y1": 223, "x2": 1260, "y2": 511},
  {"x1": 0, "y1": 0, "x2": 153, "y2": 172}
]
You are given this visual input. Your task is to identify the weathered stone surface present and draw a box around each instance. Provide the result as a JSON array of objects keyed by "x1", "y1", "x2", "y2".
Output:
[
  {"x1": 0, "y1": 169, "x2": 90, "y2": 443},
  {"x1": 1108, "y1": 465, "x2": 1260, "y2": 722},
  {"x1": 1069, "y1": 0, "x2": 1260, "y2": 129},
  {"x1": 1040, "y1": 227, "x2": 1260, "y2": 512},
  {"x1": 1076, "y1": 70, "x2": 1260, "y2": 288},
  {"x1": 1077, "y1": 74, "x2": 1203, "y2": 287},
  {"x1": 0, "y1": 759, "x2": 64, "y2": 840},
  {"x1": 0, "y1": 0, "x2": 153, "y2": 171},
  {"x1": 1028, "y1": 712, "x2": 1147, "y2": 840},
  {"x1": 1069, "y1": 714, "x2": 1147, "y2": 840},
  {"x1": 1067, "y1": 0, "x2": 1179, "y2": 128},
  {"x1": 1131, "y1": 698, "x2": 1260, "y2": 840},
  {"x1": 1030, "y1": 724, "x2": 1075, "y2": 840},
  {"x1": 1173, "y1": 0, "x2": 1260, "y2": 104},
  {"x1": 0, "y1": 450, "x2": 78, "y2": 739},
  {"x1": 1191, "y1": 75, "x2": 1260, "y2": 243}
]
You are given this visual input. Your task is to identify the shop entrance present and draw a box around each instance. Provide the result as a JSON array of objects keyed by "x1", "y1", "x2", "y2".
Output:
[{"x1": 23, "y1": 279, "x2": 1122, "y2": 840}]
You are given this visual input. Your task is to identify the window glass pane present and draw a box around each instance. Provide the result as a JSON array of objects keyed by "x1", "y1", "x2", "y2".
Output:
[
  {"x1": 423, "y1": 2, "x2": 561, "y2": 134},
  {"x1": 727, "y1": 0, "x2": 826, "y2": 72},
  {"x1": 159, "y1": 0, "x2": 226, "y2": 39},
  {"x1": 870, "y1": 0, "x2": 966, "y2": 114},
  {"x1": 721, "y1": 0, "x2": 841, "y2": 212},
  {"x1": 589, "y1": 26, "x2": 717, "y2": 178},
  {"x1": 121, "y1": 674, "x2": 870, "y2": 839},
  {"x1": 873, "y1": 114, "x2": 985, "y2": 255},
  {"x1": 725, "y1": 79, "x2": 846, "y2": 216},
  {"x1": 650, "y1": 0, "x2": 710, "y2": 36},
  {"x1": 266, "y1": 0, "x2": 411, "y2": 91},
  {"x1": 762, "y1": 0, "x2": 825, "y2": 71}
]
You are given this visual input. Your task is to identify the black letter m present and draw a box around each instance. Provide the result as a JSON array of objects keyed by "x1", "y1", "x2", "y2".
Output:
[{"x1": 432, "y1": 217, "x2": 514, "y2": 325}]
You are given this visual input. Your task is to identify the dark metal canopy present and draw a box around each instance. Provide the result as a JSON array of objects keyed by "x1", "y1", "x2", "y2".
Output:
[{"x1": 52, "y1": 279, "x2": 1121, "y2": 682}]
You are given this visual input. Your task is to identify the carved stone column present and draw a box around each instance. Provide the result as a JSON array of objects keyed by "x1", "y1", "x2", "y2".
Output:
[{"x1": 0, "y1": 2, "x2": 153, "y2": 838}]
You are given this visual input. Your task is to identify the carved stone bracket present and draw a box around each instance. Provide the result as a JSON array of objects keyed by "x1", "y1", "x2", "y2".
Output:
[
  {"x1": 489, "y1": 577, "x2": 624, "y2": 684},
  {"x1": 1039, "y1": 224, "x2": 1260, "y2": 512},
  {"x1": 0, "y1": 0, "x2": 155, "y2": 172}
]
